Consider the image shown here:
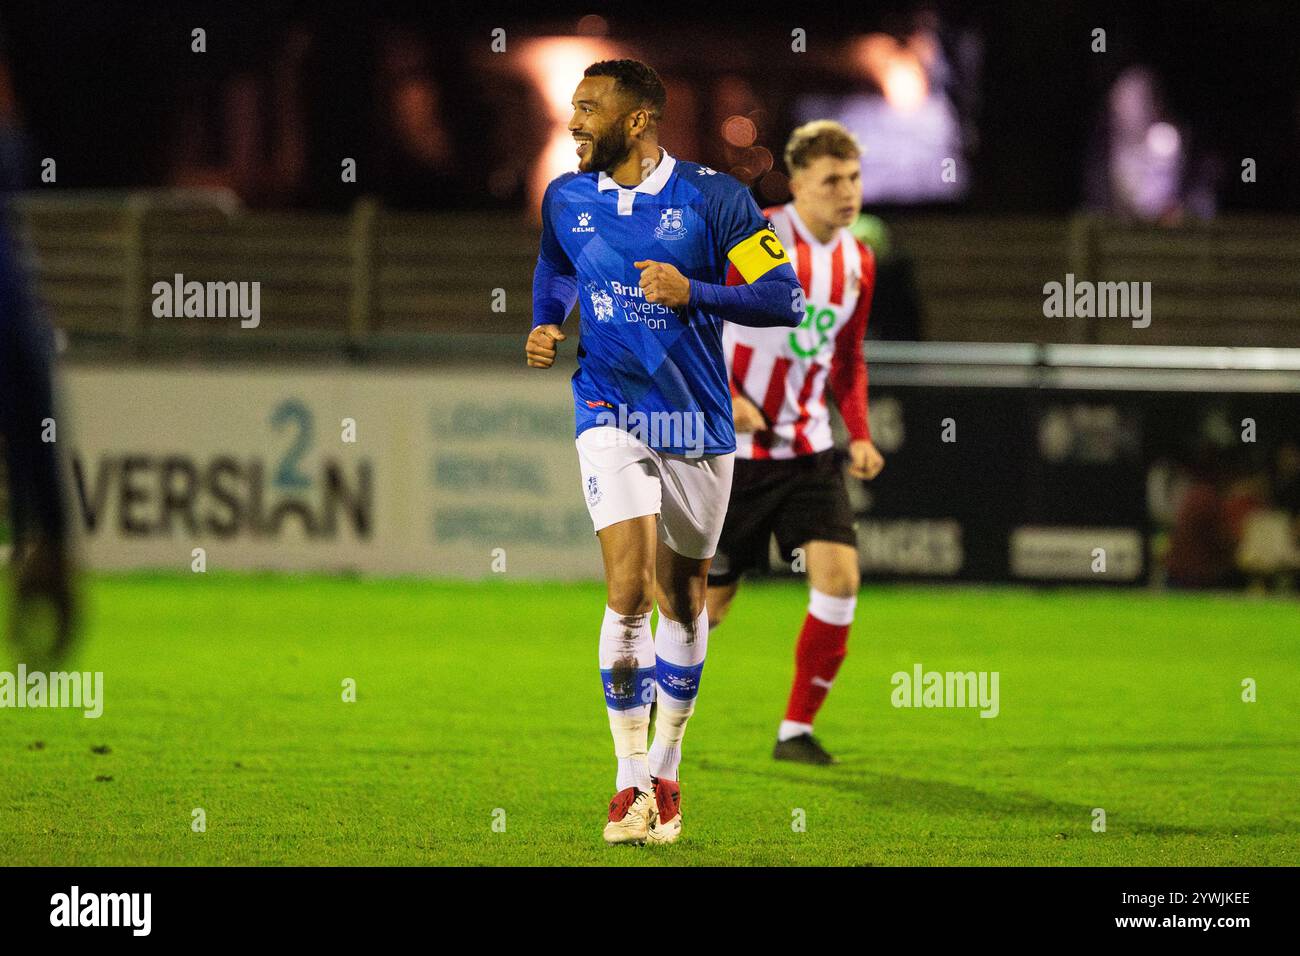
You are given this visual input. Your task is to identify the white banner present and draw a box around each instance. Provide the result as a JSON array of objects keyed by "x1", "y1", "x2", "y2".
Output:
[{"x1": 59, "y1": 364, "x2": 604, "y2": 579}]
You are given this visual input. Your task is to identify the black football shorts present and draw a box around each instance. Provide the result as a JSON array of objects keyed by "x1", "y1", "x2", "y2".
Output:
[{"x1": 707, "y1": 449, "x2": 858, "y2": 586}]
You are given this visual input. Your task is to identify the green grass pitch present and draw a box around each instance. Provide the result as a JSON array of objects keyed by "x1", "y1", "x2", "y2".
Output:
[{"x1": 2, "y1": 574, "x2": 1297, "y2": 866}]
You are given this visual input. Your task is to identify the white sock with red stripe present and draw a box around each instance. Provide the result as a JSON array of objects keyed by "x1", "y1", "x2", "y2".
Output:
[{"x1": 778, "y1": 589, "x2": 855, "y2": 740}]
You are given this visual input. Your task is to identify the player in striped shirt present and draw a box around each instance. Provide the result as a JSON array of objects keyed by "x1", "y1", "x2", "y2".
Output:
[{"x1": 707, "y1": 121, "x2": 885, "y2": 765}]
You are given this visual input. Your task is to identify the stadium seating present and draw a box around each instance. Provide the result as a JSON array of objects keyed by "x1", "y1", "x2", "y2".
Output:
[{"x1": 10, "y1": 193, "x2": 1300, "y2": 351}]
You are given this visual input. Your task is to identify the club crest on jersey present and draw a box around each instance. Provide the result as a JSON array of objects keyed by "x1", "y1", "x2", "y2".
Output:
[
  {"x1": 586, "y1": 475, "x2": 602, "y2": 506},
  {"x1": 654, "y1": 207, "x2": 687, "y2": 240},
  {"x1": 572, "y1": 211, "x2": 595, "y2": 233},
  {"x1": 588, "y1": 282, "x2": 615, "y2": 321}
]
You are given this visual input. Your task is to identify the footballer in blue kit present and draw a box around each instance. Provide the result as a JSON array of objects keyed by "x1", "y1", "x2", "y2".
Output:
[{"x1": 525, "y1": 59, "x2": 802, "y2": 846}]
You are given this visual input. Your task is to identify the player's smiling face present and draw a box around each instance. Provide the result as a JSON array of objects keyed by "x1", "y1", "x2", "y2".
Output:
[
  {"x1": 791, "y1": 155, "x2": 863, "y2": 234},
  {"x1": 569, "y1": 76, "x2": 636, "y2": 174}
]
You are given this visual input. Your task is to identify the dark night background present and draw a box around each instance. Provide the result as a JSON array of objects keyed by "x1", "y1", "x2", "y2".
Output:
[{"x1": 3, "y1": 1, "x2": 1298, "y2": 213}]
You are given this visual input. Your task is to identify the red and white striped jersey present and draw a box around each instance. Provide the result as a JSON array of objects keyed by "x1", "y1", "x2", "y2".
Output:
[{"x1": 723, "y1": 202, "x2": 876, "y2": 460}]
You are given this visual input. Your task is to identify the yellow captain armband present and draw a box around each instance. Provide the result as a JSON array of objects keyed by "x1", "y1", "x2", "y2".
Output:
[{"x1": 727, "y1": 228, "x2": 790, "y2": 283}]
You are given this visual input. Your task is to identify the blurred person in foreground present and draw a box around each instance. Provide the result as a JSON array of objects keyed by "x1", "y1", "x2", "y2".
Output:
[
  {"x1": 0, "y1": 197, "x2": 76, "y2": 664},
  {"x1": 0, "y1": 55, "x2": 75, "y2": 661}
]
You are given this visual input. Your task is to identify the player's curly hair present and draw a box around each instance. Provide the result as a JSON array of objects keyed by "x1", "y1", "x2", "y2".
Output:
[
  {"x1": 583, "y1": 59, "x2": 667, "y2": 122},
  {"x1": 784, "y1": 120, "x2": 862, "y2": 173}
]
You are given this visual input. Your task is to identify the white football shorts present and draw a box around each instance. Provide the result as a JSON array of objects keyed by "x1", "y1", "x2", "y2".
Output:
[{"x1": 575, "y1": 426, "x2": 735, "y2": 559}]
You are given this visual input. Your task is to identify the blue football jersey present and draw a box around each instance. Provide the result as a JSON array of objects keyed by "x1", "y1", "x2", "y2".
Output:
[{"x1": 537, "y1": 150, "x2": 796, "y2": 456}]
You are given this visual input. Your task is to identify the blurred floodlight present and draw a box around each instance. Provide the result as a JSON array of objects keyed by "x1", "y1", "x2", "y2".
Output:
[
  {"x1": 520, "y1": 36, "x2": 621, "y2": 213},
  {"x1": 852, "y1": 34, "x2": 929, "y2": 114},
  {"x1": 1146, "y1": 121, "x2": 1181, "y2": 158},
  {"x1": 797, "y1": 92, "x2": 963, "y2": 203},
  {"x1": 881, "y1": 60, "x2": 928, "y2": 113}
]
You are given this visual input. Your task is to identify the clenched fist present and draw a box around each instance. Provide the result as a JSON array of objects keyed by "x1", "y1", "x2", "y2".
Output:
[
  {"x1": 847, "y1": 439, "x2": 885, "y2": 480},
  {"x1": 526, "y1": 324, "x2": 566, "y2": 368},
  {"x1": 633, "y1": 259, "x2": 690, "y2": 308}
]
